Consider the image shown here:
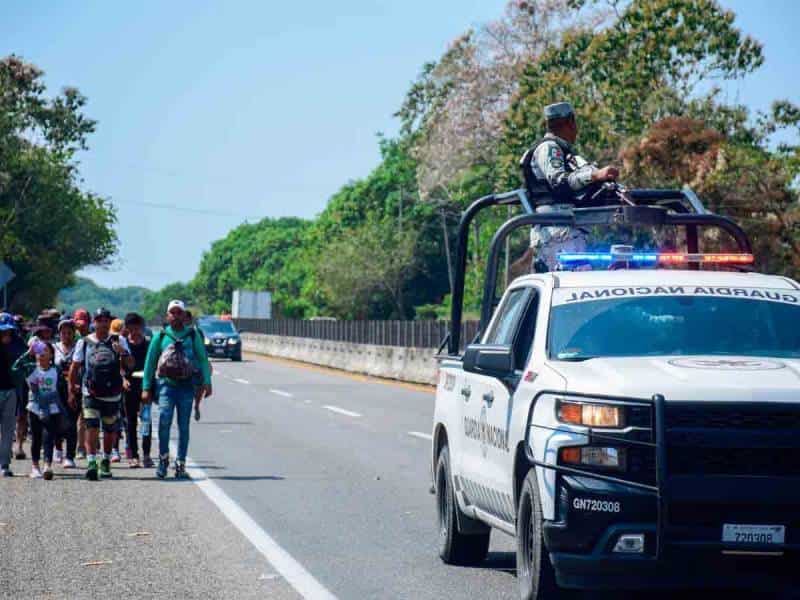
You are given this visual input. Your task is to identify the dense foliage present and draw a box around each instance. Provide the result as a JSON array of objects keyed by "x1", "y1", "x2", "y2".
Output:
[
  {"x1": 0, "y1": 56, "x2": 117, "y2": 313},
  {"x1": 58, "y1": 277, "x2": 150, "y2": 318},
  {"x1": 147, "y1": 0, "x2": 799, "y2": 319},
  {"x1": 140, "y1": 281, "x2": 194, "y2": 321}
]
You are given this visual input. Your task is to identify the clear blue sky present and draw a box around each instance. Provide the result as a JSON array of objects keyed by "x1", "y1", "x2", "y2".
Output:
[{"x1": 2, "y1": 1, "x2": 798, "y2": 291}]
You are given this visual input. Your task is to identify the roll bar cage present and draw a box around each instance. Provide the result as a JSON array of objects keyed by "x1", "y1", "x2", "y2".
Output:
[{"x1": 446, "y1": 187, "x2": 753, "y2": 356}]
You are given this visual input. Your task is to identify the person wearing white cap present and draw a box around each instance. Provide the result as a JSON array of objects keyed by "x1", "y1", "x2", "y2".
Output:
[
  {"x1": 141, "y1": 299, "x2": 211, "y2": 479},
  {"x1": 528, "y1": 101, "x2": 620, "y2": 270}
]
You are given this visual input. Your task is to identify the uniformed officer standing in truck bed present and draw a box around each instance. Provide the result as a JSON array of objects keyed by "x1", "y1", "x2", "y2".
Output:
[{"x1": 529, "y1": 101, "x2": 619, "y2": 270}]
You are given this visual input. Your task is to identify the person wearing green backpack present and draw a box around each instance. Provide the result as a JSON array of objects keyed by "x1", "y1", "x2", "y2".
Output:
[{"x1": 141, "y1": 300, "x2": 211, "y2": 479}]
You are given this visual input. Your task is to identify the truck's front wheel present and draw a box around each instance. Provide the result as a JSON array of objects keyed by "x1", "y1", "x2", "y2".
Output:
[
  {"x1": 435, "y1": 446, "x2": 490, "y2": 566},
  {"x1": 517, "y1": 469, "x2": 561, "y2": 600}
]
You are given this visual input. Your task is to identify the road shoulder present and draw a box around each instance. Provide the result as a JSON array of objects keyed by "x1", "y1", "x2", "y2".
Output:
[{"x1": 0, "y1": 448, "x2": 300, "y2": 600}]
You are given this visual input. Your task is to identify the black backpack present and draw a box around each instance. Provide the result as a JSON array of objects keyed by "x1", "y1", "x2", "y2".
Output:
[{"x1": 84, "y1": 337, "x2": 123, "y2": 397}]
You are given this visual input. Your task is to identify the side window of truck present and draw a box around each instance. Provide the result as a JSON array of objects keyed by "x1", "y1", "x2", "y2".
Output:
[
  {"x1": 484, "y1": 288, "x2": 529, "y2": 346},
  {"x1": 513, "y1": 292, "x2": 539, "y2": 371}
]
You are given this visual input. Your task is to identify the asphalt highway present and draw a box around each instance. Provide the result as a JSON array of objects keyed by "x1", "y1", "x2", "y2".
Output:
[
  {"x1": 3, "y1": 353, "x2": 794, "y2": 599},
  {"x1": 189, "y1": 355, "x2": 790, "y2": 600},
  {"x1": 194, "y1": 355, "x2": 518, "y2": 600}
]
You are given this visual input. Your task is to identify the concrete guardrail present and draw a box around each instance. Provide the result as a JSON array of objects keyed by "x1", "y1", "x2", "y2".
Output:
[{"x1": 241, "y1": 332, "x2": 438, "y2": 386}]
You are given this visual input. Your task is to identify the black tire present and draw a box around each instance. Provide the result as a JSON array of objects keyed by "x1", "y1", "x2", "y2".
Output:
[
  {"x1": 517, "y1": 469, "x2": 561, "y2": 600},
  {"x1": 436, "y1": 446, "x2": 491, "y2": 566},
  {"x1": 232, "y1": 353, "x2": 242, "y2": 362}
]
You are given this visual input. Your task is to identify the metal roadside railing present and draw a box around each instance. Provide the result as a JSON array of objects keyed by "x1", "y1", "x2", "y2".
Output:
[{"x1": 232, "y1": 318, "x2": 481, "y2": 350}]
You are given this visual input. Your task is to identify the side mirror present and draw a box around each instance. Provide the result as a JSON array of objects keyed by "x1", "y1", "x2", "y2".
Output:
[{"x1": 462, "y1": 344, "x2": 514, "y2": 379}]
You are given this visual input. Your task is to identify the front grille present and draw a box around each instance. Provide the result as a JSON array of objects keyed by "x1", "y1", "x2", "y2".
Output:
[
  {"x1": 666, "y1": 404, "x2": 800, "y2": 430},
  {"x1": 627, "y1": 445, "x2": 657, "y2": 485},
  {"x1": 669, "y1": 447, "x2": 800, "y2": 477},
  {"x1": 670, "y1": 501, "x2": 800, "y2": 529},
  {"x1": 627, "y1": 404, "x2": 653, "y2": 429},
  {"x1": 665, "y1": 402, "x2": 800, "y2": 477}
]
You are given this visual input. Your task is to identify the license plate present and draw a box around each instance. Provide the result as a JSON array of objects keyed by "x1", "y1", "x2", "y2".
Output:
[
  {"x1": 722, "y1": 524, "x2": 785, "y2": 545},
  {"x1": 214, "y1": 348, "x2": 226, "y2": 355}
]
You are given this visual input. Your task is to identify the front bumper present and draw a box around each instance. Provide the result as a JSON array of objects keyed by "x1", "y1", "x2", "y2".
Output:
[
  {"x1": 529, "y1": 395, "x2": 800, "y2": 592},
  {"x1": 546, "y1": 474, "x2": 800, "y2": 590},
  {"x1": 205, "y1": 342, "x2": 241, "y2": 358},
  {"x1": 551, "y1": 547, "x2": 797, "y2": 591}
]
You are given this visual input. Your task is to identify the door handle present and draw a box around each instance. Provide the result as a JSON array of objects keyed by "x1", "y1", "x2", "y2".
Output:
[
  {"x1": 460, "y1": 386, "x2": 471, "y2": 400},
  {"x1": 483, "y1": 391, "x2": 494, "y2": 405}
]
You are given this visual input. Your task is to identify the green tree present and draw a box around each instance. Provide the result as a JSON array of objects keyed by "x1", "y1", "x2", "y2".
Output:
[
  {"x1": 141, "y1": 282, "x2": 194, "y2": 321},
  {"x1": 315, "y1": 217, "x2": 422, "y2": 319},
  {"x1": 500, "y1": 0, "x2": 764, "y2": 186},
  {"x1": 191, "y1": 217, "x2": 313, "y2": 317},
  {"x1": 0, "y1": 55, "x2": 117, "y2": 313},
  {"x1": 621, "y1": 116, "x2": 800, "y2": 278},
  {"x1": 58, "y1": 277, "x2": 151, "y2": 317}
]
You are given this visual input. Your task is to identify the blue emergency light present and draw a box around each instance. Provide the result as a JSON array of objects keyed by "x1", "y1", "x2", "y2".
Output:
[{"x1": 558, "y1": 248, "x2": 754, "y2": 266}]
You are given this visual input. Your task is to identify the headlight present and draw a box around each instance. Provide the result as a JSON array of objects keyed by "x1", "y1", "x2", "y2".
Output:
[
  {"x1": 560, "y1": 446, "x2": 627, "y2": 471},
  {"x1": 227, "y1": 337, "x2": 239, "y2": 345},
  {"x1": 557, "y1": 399, "x2": 625, "y2": 428},
  {"x1": 204, "y1": 337, "x2": 211, "y2": 345}
]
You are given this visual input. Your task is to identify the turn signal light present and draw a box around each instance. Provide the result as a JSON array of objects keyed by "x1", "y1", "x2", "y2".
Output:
[{"x1": 560, "y1": 446, "x2": 627, "y2": 471}]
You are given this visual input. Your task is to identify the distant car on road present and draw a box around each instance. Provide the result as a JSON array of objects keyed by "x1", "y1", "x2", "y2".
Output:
[{"x1": 197, "y1": 317, "x2": 242, "y2": 361}]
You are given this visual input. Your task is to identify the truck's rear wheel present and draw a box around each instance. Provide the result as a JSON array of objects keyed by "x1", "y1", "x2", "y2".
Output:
[
  {"x1": 517, "y1": 469, "x2": 561, "y2": 599},
  {"x1": 436, "y1": 446, "x2": 490, "y2": 566}
]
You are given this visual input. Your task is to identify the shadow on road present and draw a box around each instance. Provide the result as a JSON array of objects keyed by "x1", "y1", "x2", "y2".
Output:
[
  {"x1": 482, "y1": 551, "x2": 516, "y2": 575},
  {"x1": 210, "y1": 358, "x2": 253, "y2": 364},
  {"x1": 207, "y1": 475, "x2": 286, "y2": 482},
  {"x1": 192, "y1": 421, "x2": 255, "y2": 426}
]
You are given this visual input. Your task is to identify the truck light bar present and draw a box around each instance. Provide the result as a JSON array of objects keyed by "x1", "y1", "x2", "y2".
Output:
[{"x1": 558, "y1": 252, "x2": 754, "y2": 265}]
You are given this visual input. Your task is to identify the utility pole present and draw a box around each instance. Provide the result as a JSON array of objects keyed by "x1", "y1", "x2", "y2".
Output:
[
  {"x1": 504, "y1": 206, "x2": 511, "y2": 289},
  {"x1": 440, "y1": 205, "x2": 454, "y2": 293},
  {"x1": 398, "y1": 186, "x2": 403, "y2": 231}
]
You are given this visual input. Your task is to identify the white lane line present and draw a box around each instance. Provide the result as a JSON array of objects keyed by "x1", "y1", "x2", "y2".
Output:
[
  {"x1": 233, "y1": 378, "x2": 250, "y2": 385},
  {"x1": 408, "y1": 431, "x2": 433, "y2": 441},
  {"x1": 269, "y1": 389, "x2": 293, "y2": 398},
  {"x1": 172, "y1": 443, "x2": 337, "y2": 600},
  {"x1": 322, "y1": 405, "x2": 362, "y2": 418}
]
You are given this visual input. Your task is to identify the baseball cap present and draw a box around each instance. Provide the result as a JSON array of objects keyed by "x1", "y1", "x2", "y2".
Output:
[
  {"x1": 167, "y1": 299, "x2": 186, "y2": 312},
  {"x1": 94, "y1": 307, "x2": 112, "y2": 321},
  {"x1": 57, "y1": 318, "x2": 75, "y2": 332},
  {"x1": 0, "y1": 313, "x2": 15, "y2": 331},
  {"x1": 544, "y1": 101, "x2": 575, "y2": 121}
]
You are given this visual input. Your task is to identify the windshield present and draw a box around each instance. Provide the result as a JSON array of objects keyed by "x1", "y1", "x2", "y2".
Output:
[
  {"x1": 549, "y1": 289, "x2": 800, "y2": 360},
  {"x1": 199, "y1": 320, "x2": 237, "y2": 335}
]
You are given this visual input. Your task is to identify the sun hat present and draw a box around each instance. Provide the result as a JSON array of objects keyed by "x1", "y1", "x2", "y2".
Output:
[{"x1": 110, "y1": 318, "x2": 124, "y2": 334}]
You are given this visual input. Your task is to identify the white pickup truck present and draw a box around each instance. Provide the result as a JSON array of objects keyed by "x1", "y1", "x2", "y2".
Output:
[{"x1": 430, "y1": 187, "x2": 800, "y2": 599}]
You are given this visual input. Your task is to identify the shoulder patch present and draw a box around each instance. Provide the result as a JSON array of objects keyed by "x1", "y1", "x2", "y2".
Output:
[{"x1": 549, "y1": 145, "x2": 563, "y2": 160}]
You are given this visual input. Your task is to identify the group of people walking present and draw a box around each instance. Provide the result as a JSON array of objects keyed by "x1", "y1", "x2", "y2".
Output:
[{"x1": 0, "y1": 299, "x2": 212, "y2": 481}]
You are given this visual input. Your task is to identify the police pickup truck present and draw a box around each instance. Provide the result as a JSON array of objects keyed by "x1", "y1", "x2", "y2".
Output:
[{"x1": 430, "y1": 186, "x2": 800, "y2": 599}]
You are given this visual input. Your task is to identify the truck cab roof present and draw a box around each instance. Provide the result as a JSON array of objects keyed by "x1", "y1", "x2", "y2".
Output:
[{"x1": 511, "y1": 270, "x2": 800, "y2": 291}]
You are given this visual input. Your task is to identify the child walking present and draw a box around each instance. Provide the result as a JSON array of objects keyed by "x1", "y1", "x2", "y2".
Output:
[{"x1": 14, "y1": 341, "x2": 66, "y2": 480}]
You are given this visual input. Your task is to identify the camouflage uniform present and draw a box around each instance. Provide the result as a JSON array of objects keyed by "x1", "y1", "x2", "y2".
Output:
[{"x1": 529, "y1": 103, "x2": 598, "y2": 270}]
